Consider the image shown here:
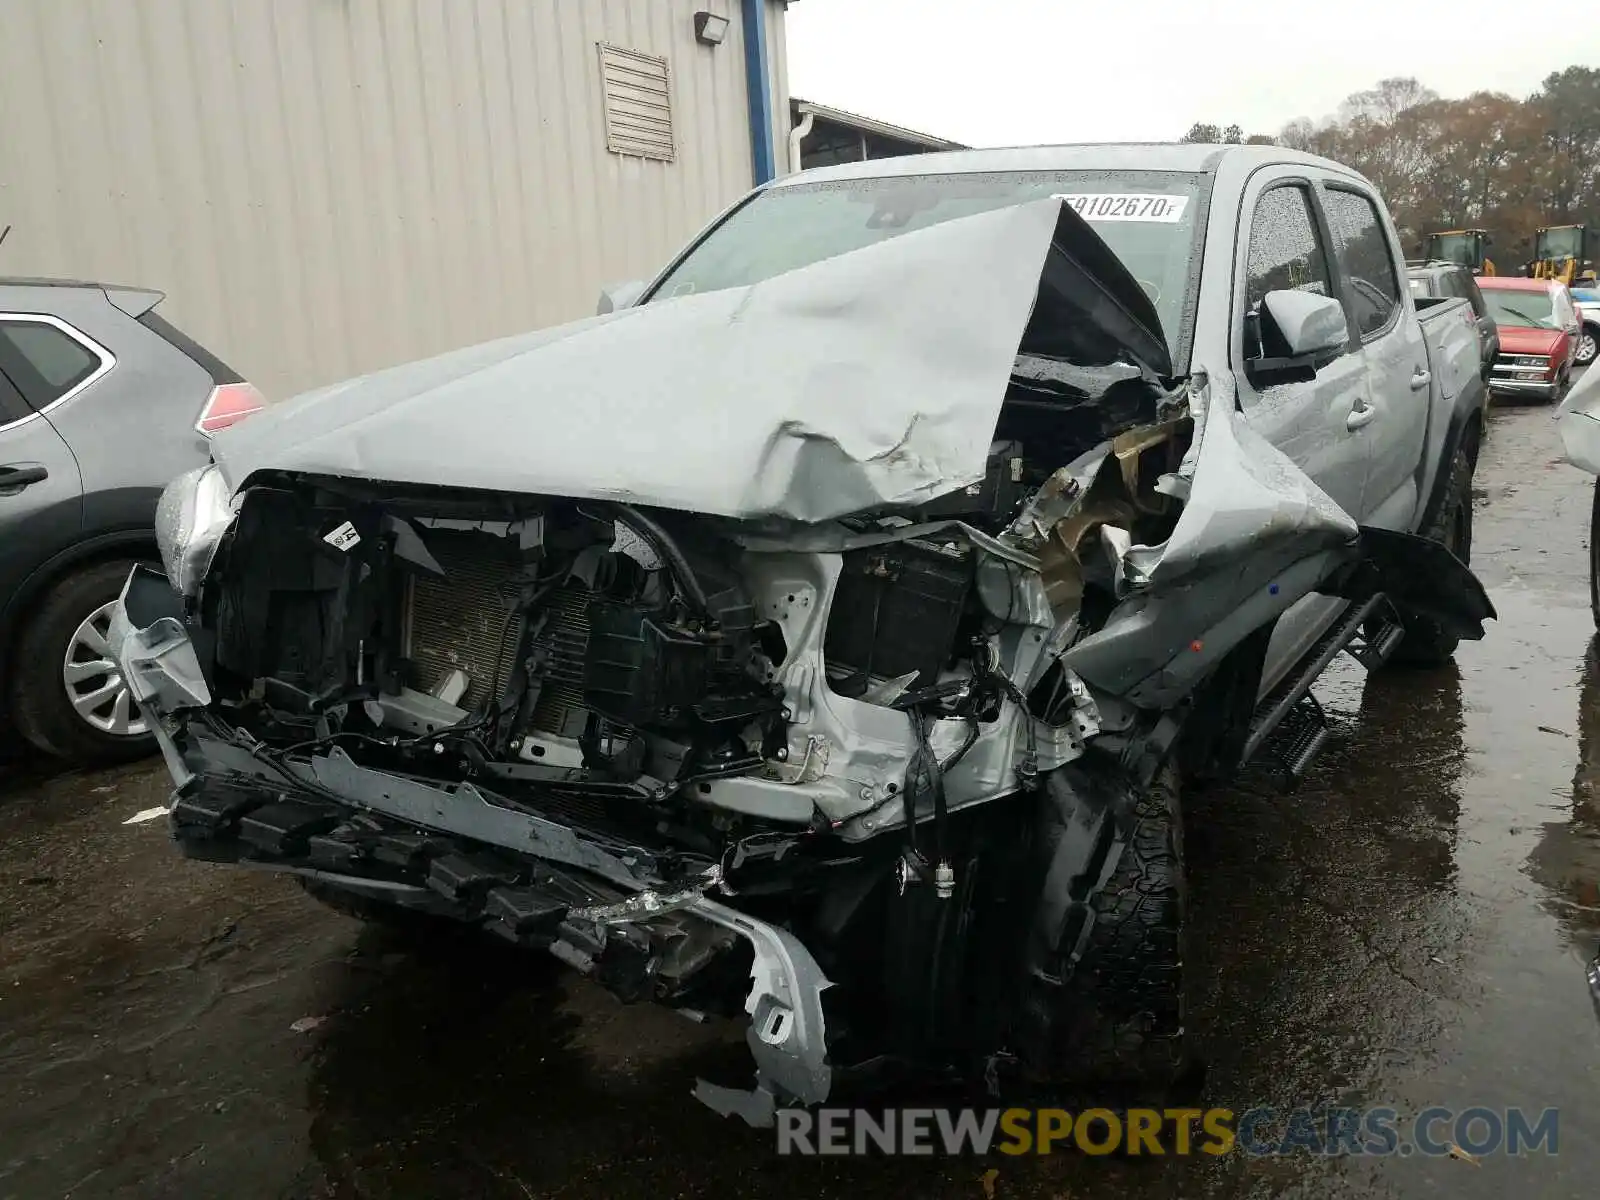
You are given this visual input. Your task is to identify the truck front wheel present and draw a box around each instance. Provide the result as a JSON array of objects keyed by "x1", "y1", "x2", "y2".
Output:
[{"x1": 1013, "y1": 757, "x2": 1187, "y2": 1089}]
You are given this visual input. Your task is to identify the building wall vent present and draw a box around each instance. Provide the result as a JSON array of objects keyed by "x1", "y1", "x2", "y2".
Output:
[{"x1": 598, "y1": 43, "x2": 675, "y2": 162}]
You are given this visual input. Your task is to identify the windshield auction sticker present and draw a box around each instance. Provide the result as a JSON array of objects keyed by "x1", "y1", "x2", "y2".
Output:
[{"x1": 1052, "y1": 193, "x2": 1189, "y2": 222}]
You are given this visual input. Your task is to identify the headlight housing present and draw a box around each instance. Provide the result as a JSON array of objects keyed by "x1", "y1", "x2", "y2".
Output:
[{"x1": 155, "y1": 465, "x2": 237, "y2": 597}]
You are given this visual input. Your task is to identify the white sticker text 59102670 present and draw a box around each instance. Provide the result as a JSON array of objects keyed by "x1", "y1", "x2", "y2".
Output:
[{"x1": 1051, "y1": 194, "x2": 1189, "y2": 223}]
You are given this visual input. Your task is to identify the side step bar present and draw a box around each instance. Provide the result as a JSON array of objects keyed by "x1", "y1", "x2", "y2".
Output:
[{"x1": 1239, "y1": 595, "x2": 1405, "y2": 787}]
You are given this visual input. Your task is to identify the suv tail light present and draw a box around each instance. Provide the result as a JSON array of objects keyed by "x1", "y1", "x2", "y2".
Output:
[{"x1": 195, "y1": 382, "x2": 265, "y2": 436}]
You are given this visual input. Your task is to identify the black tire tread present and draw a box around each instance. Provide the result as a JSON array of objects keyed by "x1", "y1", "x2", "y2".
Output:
[{"x1": 1024, "y1": 760, "x2": 1185, "y2": 1087}]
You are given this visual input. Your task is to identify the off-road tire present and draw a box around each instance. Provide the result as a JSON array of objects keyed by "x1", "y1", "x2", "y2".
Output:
[
  {"x1": 1387, "y1": 447, "x2": 1472, "y2": 666},
  {"x1": 1588, "y1": 479, "x2": 1600, "y2": 630},
  {"x1": 1016, "y1": 758, "x2": 1186, "y2": 1089},
  {"x1": 9, "y1": 560, "x2": 157, "y2": 764}
]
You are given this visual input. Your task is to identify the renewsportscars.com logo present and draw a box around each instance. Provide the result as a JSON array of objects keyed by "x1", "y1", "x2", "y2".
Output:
[{"x1": 775, "y1": 1106, "x2": 1561, "y2": 1158}]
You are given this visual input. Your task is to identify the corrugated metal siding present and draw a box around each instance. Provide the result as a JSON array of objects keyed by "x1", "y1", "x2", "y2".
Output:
[{"x1": 0, "y1": 0, "x2": 787, "y2": 399}]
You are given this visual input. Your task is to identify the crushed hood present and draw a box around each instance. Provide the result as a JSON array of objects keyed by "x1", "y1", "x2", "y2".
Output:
[{"x1": 209, "y1": 198, "x2": 1170, "y2": 524}]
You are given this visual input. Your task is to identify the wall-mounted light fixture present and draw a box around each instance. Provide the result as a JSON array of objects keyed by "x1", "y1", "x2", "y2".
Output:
[{"x1": 694, "y1": 11, "x2": 730, "y2": 45}]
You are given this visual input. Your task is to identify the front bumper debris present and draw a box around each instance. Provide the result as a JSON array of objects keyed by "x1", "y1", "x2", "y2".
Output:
[{"x1": 109, "y1": 580, "x2": 834, "y2": 1128}]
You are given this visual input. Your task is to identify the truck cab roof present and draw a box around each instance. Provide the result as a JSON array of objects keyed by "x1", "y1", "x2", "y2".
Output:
[{"x1": 769, "y1": 142, "x2": 1370, "y2": 188}]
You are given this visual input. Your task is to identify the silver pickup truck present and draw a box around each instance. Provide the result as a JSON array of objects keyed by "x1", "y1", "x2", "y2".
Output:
[{"x1": 112, "y1": 144, "x2": 1492, "y2": 1124}]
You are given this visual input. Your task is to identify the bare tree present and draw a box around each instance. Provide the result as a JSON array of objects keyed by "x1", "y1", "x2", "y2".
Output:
[{"x1": 1240, "y1": 69, "x2": 1600, "y2": 257}]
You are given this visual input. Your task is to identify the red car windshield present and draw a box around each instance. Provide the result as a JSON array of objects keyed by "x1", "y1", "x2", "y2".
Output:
[{"x1": 1482, "y1": 289, "x2": 1557, "y2": 330}]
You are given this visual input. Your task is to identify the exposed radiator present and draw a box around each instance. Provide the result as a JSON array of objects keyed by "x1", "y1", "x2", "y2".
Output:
[
  {"x1": 404, "y1": 534, "x2": 524, "y2": 711},
  {"x1": 404, "y1": 531, "x2": 593, "y2": 734}
]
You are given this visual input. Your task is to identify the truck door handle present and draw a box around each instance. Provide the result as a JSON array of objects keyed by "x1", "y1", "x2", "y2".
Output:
[
  {"x1": 0, "y1": 463, "x2": 49, "y2": 490},
  {"x1": 1410, "y1": 367, "x2": 1432, "y2": 391},
  {"x1": 1346, "y1": 401, "x2": 1379, "y2": 431}
]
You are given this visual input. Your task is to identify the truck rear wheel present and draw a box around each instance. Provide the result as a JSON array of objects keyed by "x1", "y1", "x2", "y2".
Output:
[
  {"x1": 1013, "y1": 757, "x2": 1187, "y2": 1089},
  {"x1": 1387, "y1": 447, "x2": 1472, "y2": 666}
]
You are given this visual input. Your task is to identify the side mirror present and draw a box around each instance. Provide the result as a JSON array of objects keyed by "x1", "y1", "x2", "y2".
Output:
[
  {"x1": 1265, "y1": 290, "x2": 1348, "y2": 358},
  {"x1": 596, "y1": 280, "x2": 647, "y2": 315},
  {"x1": 1247, "y1": 290, "x2": 1348, "y2": 386}
]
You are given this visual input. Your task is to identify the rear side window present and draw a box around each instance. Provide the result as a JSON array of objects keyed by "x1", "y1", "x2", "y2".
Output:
[
  {"x1": 1322, "y1": 188, "x2": 1402, "y2": 339},
  {"x1": 0, "y1": 319, "x2": 104, "y2": 409},
  {"x1": 1462, "y1": 274, "x2": 1488, "y2": 318}
]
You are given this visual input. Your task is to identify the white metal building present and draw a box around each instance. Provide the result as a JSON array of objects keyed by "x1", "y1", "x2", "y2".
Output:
[{"x1": 0, "y1": 0, "x2": 792, "y2": 398}]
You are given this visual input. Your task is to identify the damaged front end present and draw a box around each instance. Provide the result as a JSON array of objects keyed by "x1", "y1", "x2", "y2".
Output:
[{"x1": 114, "y1": 197, "x2": 1490, "y2": 1125}]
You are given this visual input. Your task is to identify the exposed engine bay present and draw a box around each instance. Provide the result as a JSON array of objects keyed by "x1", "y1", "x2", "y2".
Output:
[{"x1": 192, "y1": 353, "x2": 1190, "y2": 857}]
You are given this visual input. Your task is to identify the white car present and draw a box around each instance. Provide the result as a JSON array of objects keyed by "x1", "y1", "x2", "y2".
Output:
[{"x1": 1573, "y1": 285, "x2": 1600, "y2": 366}]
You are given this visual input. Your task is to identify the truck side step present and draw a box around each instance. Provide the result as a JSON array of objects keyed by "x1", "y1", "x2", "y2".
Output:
[
  {"x1": 1240, "y1": 594, "x2": 1402, "y2": 786},
  {"x1": 1266, "y1": 694, "x2": 1331, "y2": 788},
  {"x1": 1344, "y1": 603, "x2": 1406, "y2": 669}
]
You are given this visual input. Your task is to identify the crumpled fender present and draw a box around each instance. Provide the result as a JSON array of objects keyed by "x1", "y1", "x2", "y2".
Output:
[
  {"x1": 1063, "y1": 368, "x2": 1361, "y2": 705},
  {"x1": 1326, "y1": 527, "x2": 1496, "y2": 637}
]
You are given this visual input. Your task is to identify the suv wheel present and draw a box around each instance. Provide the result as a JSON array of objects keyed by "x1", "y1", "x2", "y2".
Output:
[
  {"x1": 9, "y1": 560, "x2": 156, "y2": 765},
  {"x1": 1577, "y1": 326, "x2": 1598, "y2": 367}
]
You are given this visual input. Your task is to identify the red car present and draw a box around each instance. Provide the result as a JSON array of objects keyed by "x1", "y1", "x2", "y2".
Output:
[{"x1": 1480, "y1": 276, "x2": 1582, "y2": 402}]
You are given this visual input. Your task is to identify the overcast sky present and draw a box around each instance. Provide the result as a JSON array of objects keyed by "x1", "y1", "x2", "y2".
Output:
[{"x1": 785, "y1": 0, "x2": 1600, "y2": 146}]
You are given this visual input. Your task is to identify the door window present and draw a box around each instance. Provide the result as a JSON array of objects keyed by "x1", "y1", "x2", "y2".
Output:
[
  {"x1": 0, "y1": 319, "x2": 105, "y2": 410},
  {"x1": 0, "y1": 367, "x2": 31, "y2": 426},
  {"x1": 1322, "y1": 189, "x2": 1403, "y2": 339},
  {"x1": 1243, "y1": 185, "x2": 1336, "y2": 359}
]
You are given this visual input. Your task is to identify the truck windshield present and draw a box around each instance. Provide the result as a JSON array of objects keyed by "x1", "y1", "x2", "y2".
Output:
[
  {"x1": 645, "y1": 169, "x2": 1208, "y2": 360},
  {"x1": 1482, "y1": 289, "x2": 1557, "y2": 329}
]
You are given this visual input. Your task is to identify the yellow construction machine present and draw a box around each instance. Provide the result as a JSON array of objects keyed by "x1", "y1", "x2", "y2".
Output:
[
  {"x1": 1423, "y1": 229, "x2": 1497, "y2": 275},
  {"x1": 1531, "y1": 225, "x2": 1596, "y2": 285}
]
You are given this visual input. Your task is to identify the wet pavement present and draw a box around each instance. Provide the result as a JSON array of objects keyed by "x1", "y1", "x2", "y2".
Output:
[{"x1": 4, "y1": 398, "x2": 1600, "y2": 1199}]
